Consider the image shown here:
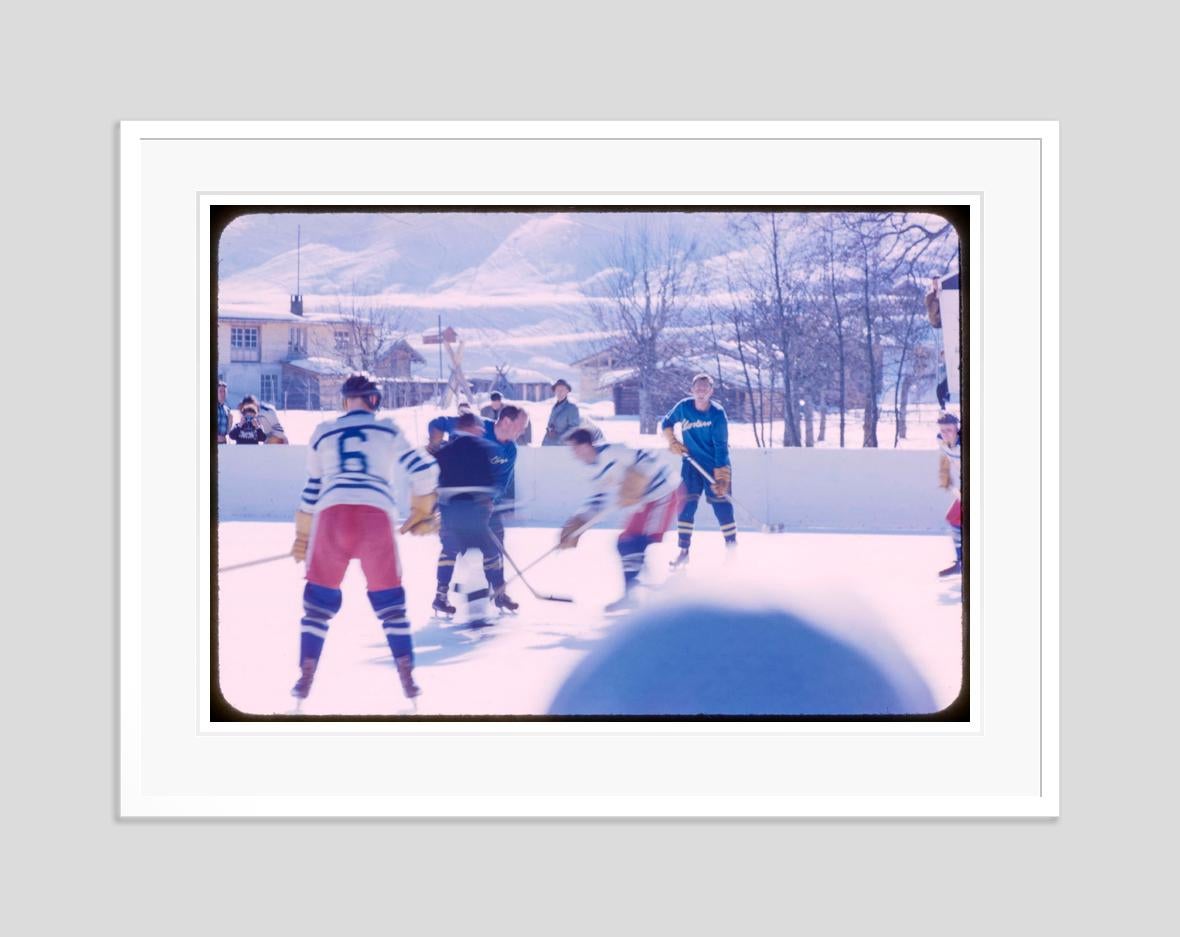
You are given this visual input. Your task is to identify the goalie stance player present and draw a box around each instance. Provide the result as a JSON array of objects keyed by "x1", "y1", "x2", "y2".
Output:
[
  {"x1": 289, "y1": 374, "x2": 440, "y2": 704},
  {"x1": 558, "y1": 428, "x2": 685, "y2": 612}
]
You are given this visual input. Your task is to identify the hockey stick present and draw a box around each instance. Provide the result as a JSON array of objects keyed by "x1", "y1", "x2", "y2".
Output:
[
  {"x1": 489, "y1": 508, "x2": 611, "y2": 601},
  {"x1": 219, "y1": 552, "x2": 293, "y2": 573},
  {"x1": 681, "y1": 453, "x2": 785, "y2": 533},
  {"x1": 487, "y1": 529, "x2": 573, "y2": 603}
]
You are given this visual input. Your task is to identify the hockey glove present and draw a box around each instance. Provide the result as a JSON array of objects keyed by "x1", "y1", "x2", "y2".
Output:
[
  {"x1": 399, "y1": 493, "x2": 440, "y2": 536},
  {"x1": 291, "y1": 511, "x2": 313, "y2": 562},
  {"x1": 559, "y1": 514, "x2": 591, "y2": 549},
  {"x1": 711, "y1": 465, "x2": 731, "y2": 498},
  {"x1": 663, "y1": 426, "x2": 688, "y2": 456},
  {"x1": 938, "y1": 455, "x2": 952, "y2": 489}
]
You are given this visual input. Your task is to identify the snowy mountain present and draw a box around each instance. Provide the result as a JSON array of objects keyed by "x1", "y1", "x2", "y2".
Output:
[
  {"x1": 218, "y1": 210, "x2": 740, "y2": 375},
  {"x1": 218, "y1": 210, "x2": 734, "y2": 323}
]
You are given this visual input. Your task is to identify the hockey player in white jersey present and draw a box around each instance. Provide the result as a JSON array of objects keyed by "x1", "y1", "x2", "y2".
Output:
[
  {"x1": 936, "y1": 412, "x2": 963, "y2": 578},
  {"x1": 289, "y1": 374, "x2": 440, "y2": 705},
  {"x1": 558, "y1": 428, "x2": 686, "y2": 612}
]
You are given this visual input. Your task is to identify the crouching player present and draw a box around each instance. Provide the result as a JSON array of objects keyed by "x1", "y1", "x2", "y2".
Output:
[
  {"x1": 290, "y1": 373, "x2": 440, "y2": 705},
  {"x1": 430, "y1": 411, "x2": 511, "y2": 628},
  {"x1": 558, "y1": 428, "x2": 685, "y2": 612}
]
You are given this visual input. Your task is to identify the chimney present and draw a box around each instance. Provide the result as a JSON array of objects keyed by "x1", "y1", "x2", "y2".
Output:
[{"x1": 290, "y1": 224, "x2": 303, "y2": 315}]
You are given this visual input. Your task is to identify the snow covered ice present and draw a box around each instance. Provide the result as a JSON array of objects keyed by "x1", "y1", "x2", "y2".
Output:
[{"x1": 216, "y1": 522, "x2": 963, "y2": 717}]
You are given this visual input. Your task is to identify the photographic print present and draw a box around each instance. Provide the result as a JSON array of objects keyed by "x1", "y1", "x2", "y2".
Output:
[
  {"x1": 121, "y1": 122, "x2": 1056, "y2": 816},
  {"x1": 212, "y1": 206, "x2": 967, "y2": 721}
]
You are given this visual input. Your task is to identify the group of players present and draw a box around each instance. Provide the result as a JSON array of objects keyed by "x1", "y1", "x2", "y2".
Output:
[{"x1": 285, "y1": 372, "x2": 736, "y2": 706}]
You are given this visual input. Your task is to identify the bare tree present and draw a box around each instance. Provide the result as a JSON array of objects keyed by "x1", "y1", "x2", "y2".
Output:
[
  {"x1": 728, "y1": 213, "x2": 806, "y2": 446},
  {"x1": 586, "y1": 219, "x2": 700, "y2": 434},
  {"x1": 837, "y1": 212, "x2": 895, "y2": 447},
  {"x1": 879, "y1": 212, "x2": 958, "y2": 279},
  {"x1": 333, "y1": 285, "x2": 406, "y2": 375},
  {"x1": 880, "y1": 278, "x2": 933, "y2": 447},
  {"x1": 816, "y1": 214, "x2": 853, "y2": 447}
]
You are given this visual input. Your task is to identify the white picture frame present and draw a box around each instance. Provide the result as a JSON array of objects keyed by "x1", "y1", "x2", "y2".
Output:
[{"x1": 120, "y1": 120, "x2": 1058, "y2": 817}]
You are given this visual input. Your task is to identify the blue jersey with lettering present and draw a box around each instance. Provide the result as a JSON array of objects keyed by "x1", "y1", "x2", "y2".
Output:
[
  {"x1": 428, "y1": 415, "x2": 517, "y2": 497},
  {"x1": 434, "y1": 432, "x2": 499, "y2": 503},
  {"x1": 303, "y1": 410, "x2": 438, "y2": 518},
  {"x1": 660, "y1": 398, "x2": 730, "y2": 471}
]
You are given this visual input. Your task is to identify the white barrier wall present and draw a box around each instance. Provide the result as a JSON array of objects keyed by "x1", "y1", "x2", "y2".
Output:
[{"x1": 218, "y1": 445, "x2": 954, "y2": 533}]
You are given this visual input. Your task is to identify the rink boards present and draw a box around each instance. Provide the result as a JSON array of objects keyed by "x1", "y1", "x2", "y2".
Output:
[{"x1": 218, "y1": 445, "x2": 957, "y2": 533}]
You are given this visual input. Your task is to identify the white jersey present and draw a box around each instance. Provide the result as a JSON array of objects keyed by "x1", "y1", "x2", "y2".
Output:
[
  {"x1": 938, "y1": 438, "x2": 961, "y2": 503},
  {"x1": 579, "y1": 443, "x2": 681, "y2": 516},
  {"x1": 301, "y1": 410, "x2": 438, "y2": 517}
]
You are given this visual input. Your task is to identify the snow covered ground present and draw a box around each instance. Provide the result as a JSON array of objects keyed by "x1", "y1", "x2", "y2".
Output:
[
  {"x1": 216, "y1": 522, "x2": 964, "y2": 718},
  {"x1": 253, "y1": 398, "x2": 952, "y2": 452}
]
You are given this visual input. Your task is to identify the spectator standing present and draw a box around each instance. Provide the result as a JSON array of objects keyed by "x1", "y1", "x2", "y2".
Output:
[
  {"x1": 479, "y1": 391, "x2": 503, "y2": 421},
  {"x1": 215, "y1": 380, "x2": 231, "y2": 444},
  {"x1": 237, "y1": 393, "x2": 288, "y2": 444},
  {"x1": 542, "y1": 379, "x2": 579, "y2": 446},
  {"x1": 228, "y1": 400, "x2": 267, "y2": 444}
]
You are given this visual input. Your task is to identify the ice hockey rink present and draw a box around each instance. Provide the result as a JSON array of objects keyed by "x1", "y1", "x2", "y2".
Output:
[{"x1": 216, "y1": 521, "x2": 964, "y2": 718}]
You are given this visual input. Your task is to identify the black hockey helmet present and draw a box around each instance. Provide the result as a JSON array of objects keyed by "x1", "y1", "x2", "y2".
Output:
[{"x1": 341, "y1": 372, "x2": 382, "y2": 410}]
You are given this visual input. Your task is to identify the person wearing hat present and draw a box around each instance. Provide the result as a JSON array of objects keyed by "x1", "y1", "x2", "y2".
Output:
[
  {"x1": 936, "y1": 412, "x2": 963, "y2": 578},
  {"x1": 215, "y1": 380, "x2": 231, "y2": 444},
  {"x1": 542, "y1": 379, "x2": 580, "y2": 446}
]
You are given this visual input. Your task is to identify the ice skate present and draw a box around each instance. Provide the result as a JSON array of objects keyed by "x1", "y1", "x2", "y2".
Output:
[
  {"x1": 493, "y1": 591, "x2": 520, "y2": 614},
  {"x1": 604, "y1": 590, "x2": 640, "y2": 614},
  {"x1": 668, "y1": 548, "x2": 690, "y2": 571},
  {"x1": 431, "y1": 590, "x2": 457, "y2": 619},
  {"x1": 938, "y1": 560, "x2": 962, "y2": 578},
  {"x1": 290, "y1": 658, "x2": 317, "y2": 700},
  {"x1": 394, "y1": 654, "x2": 421, "y2": 699}
]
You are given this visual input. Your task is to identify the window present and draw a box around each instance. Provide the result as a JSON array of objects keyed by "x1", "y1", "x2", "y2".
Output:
[
  {"x1": 288, "y1": 327, "x2": 307, "y2": 355},
  {"x1": 334, "y1": 330, "x2": 350, "y2": 352},
  {"x1": 260, "y1": 374, "x2": 279, "y2": 404},
  {"x1": 230, "y1": 326, "x2": 260, "y2": 362}
]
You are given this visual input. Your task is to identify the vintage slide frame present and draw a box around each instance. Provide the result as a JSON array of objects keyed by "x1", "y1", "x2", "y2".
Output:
[{"x1": 120, "y1": 121, "x2": 1058, "y2": 817}]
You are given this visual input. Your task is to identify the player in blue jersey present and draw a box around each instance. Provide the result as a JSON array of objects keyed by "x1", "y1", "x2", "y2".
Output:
[
  {"x1": 559, "y1": 429, "x2": 686, "y2": 612},
  {"x1": 427, "y1": 405, "x2": 531, "y2": 611},
  {"x1": 289, "y1": 374, "x2": 440, "y2": 706},
  {"x1": 429, "y1": 411, "x2": 513, "y2": 627},
  {"x1": 660, "y1": 374, "x2": 737, "y2": 568}
]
